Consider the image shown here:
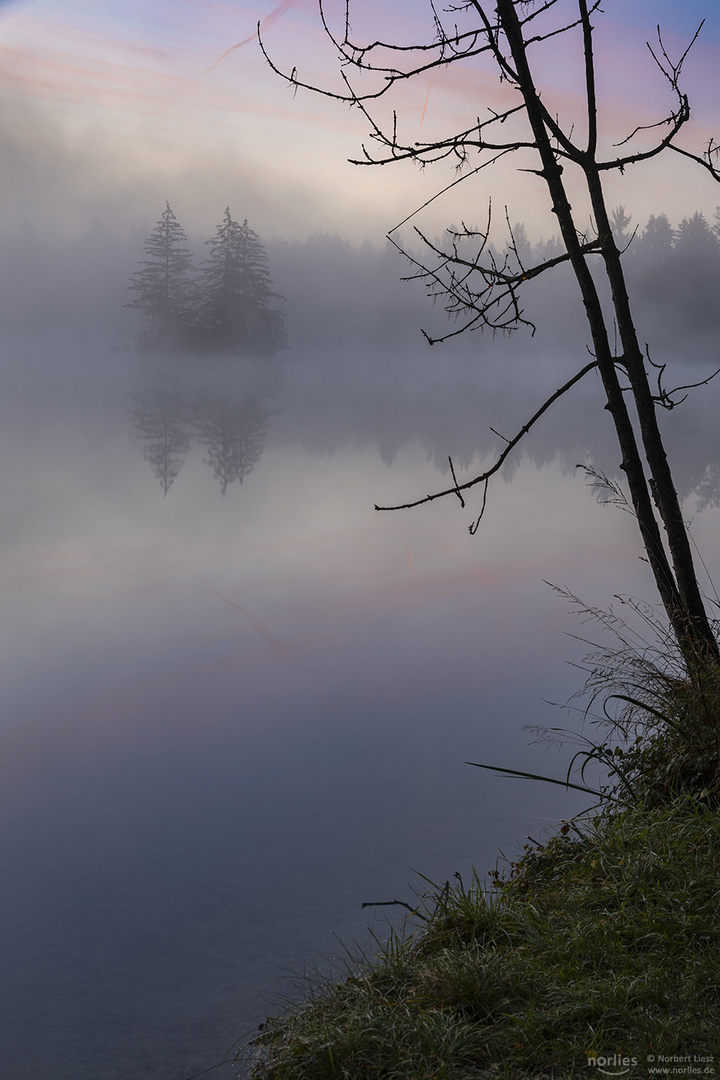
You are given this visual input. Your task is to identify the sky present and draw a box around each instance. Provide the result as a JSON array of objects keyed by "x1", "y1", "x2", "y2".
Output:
[{"x1": 0, "y1": 0, "x2": 719, "y2": 244}]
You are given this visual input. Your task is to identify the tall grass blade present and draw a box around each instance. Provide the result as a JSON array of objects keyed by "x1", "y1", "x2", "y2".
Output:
[{"x1": 465, "y1": 760, "x2": 605, "y2": 796}]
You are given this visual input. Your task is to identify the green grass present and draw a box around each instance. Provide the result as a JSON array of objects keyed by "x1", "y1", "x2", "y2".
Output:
[{"x1": 247, "y1": 797, "x2": 720, "y2": 1078}]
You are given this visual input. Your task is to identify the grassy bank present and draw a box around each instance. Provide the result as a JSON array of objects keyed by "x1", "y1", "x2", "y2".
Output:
[
  {"x1": 246, "y1": 609, "x2": 720, "y2": 1077},
  {"x1": 248, "y1": 796, "x2": 720, "y2": 1077}
]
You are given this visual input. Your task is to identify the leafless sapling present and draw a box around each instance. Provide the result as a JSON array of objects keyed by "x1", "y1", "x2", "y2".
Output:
[{"x1": 262, "y1": 0, "x2": 720, "y2": 671}]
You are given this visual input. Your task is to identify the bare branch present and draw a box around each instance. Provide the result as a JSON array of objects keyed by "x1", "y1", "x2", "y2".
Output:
[
  {"x1": 388, "y1": 148, "x2": 515, "y2": 234},
  {"x1": 469, "y1": 478, "x2": 489, "y2": 535},
  {"x1": 591, "y1": 22, "x2": 703, "y2": 172},
  {"x1": 579, "y1": 0, "x2": 598, "y2": 158},
  {"x1": 259, "y1": 0, "x2": 501, "y2": 109},
  {"x1": 375, "y1": 360, "x2": 599, "y2": 514},
  {"x1": 347, "y1": 100, "x2": 537, "y2": 169},
  {"x1": 648, "y1": 20, "x2": 704, "y2": 85},
  {"x1": 391, "y1": 214, "x2": 602, "y2": 343},
  {"x1": 645, "y1": 344, "x2": 720, "y2": 410},
  {"x1": 337, "y1": 0, "x2": 491, "y2": 69},
  {"x1": 448, "y1": 456, "x2": 466, "y2": 507},
  {"x1": 523, "y1": 1, "x2": 603, "y2": 54},
  {"x1": 469, "y1": 2, "x2": 583, "y2": 160},
  {"x1": 596, "y1": 105, "x2": 689, "y2": 171},
  {"x1": 668, "y1": 140, "x2": 720, "y2": 184}
]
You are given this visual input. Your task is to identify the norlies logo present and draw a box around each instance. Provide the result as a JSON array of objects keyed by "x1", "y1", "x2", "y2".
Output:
[{"x1": 587, "y1": 1052, "x2": 639, "y2": 1076}]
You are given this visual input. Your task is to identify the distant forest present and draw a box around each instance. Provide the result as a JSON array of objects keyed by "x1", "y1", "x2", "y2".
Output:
[
  {"x1": 271, "y1": 205, "x2": 720, "y2": 356},
  {"x1": 121, "y1": 207, "x2": 720, "y2": 501},
  {"x1": 508, "y1": 206, "x2": 720, "y2": 341},
  {"x1": 0, "y1": 202, "x2": 718, "y2": 357},
  {"x1": 271, "y1": 205, "x2": 720, "y2": 358}
]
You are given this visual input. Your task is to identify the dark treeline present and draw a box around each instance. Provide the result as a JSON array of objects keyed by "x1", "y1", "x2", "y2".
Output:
[
  {"x1": 503, "y1": 206, "x2": 720, "y2": 345},
  {"x1": 622, "y1": 208, "x2": 720, "y2": 335}
]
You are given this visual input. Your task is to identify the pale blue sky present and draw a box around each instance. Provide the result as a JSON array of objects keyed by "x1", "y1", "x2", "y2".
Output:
[{"x1": 0, "y1": 1, "x2": 718, "y2": 241}]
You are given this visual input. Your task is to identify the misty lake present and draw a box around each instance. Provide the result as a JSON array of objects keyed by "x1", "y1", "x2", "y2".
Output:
[{"x1": 1, "y1": 333, "x2": 719, "y2": 1080}]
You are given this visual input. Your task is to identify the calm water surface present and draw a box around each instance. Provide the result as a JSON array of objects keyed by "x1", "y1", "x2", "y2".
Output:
[{"x1": 1, "y1": 337, "x2": 718, "y2": 1079}]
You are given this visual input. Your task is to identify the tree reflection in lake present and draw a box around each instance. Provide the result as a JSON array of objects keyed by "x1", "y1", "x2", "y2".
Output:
[
  {"x1": 128, "y1": 375, "x2": 192, "y2": 495},
  {"x1": 128, "y1": 357, "x2": 281, "y2": 496},
  {"x1": 194, "y1": 386, "x2": 271, "y2": 495}
]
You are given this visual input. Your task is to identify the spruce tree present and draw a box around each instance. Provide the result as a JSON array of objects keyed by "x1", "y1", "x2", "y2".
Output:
[
  {"x1": 199, "y1": 208, "x2": 285, "y2": 354},
  {"x1": 672, "y1": 212, "x2": 720, "y2": 327},
  {"x1": 126, "y1": 203, "x2": 196, "y2": 349},
  {"x1": 639, "y1": 214, "x2": 676, "y2": 260}
]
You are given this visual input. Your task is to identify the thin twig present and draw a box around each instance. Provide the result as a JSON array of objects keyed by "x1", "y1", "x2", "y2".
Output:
[
  {"x1": 448, "y1": 456, "x2": 466, "y2": 507},
  {"x1": 375, "y1": 360, "x2": 598, "y2": 513}
]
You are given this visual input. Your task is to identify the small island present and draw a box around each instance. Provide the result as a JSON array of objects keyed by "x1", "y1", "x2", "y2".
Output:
[{"x1": 126, "y1": 203, "x2": 286, "y2": 355}]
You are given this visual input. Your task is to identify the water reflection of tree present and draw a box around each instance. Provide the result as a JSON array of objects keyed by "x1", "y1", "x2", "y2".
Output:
[
  {"x1": 194, "y1": 390, "x2": 270, "y2": 495},
  {"x1": 128, "y1": 365, "x2": 276, "y2": 495},
  {"x1": 128, "y1": 377, "x2": 192, "y2": 496}
]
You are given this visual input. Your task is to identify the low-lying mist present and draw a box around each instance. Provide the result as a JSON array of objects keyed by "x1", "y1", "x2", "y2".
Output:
[{"x1": 1, "y1": 206, "x2": 719, "y2": 510}]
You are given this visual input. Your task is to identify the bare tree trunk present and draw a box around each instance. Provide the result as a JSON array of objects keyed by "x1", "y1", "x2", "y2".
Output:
[
  {"x1": 497, "y1": 0, "x2": 719, "y2": 665},
  {"x1": 584, "y1": 171, "x2": 717, "y2": 655}
]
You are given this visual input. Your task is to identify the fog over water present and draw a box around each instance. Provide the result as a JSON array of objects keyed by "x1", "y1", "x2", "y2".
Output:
[{"x1": 1, "y1": 223, "x2": 720, "y2": 1080}]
